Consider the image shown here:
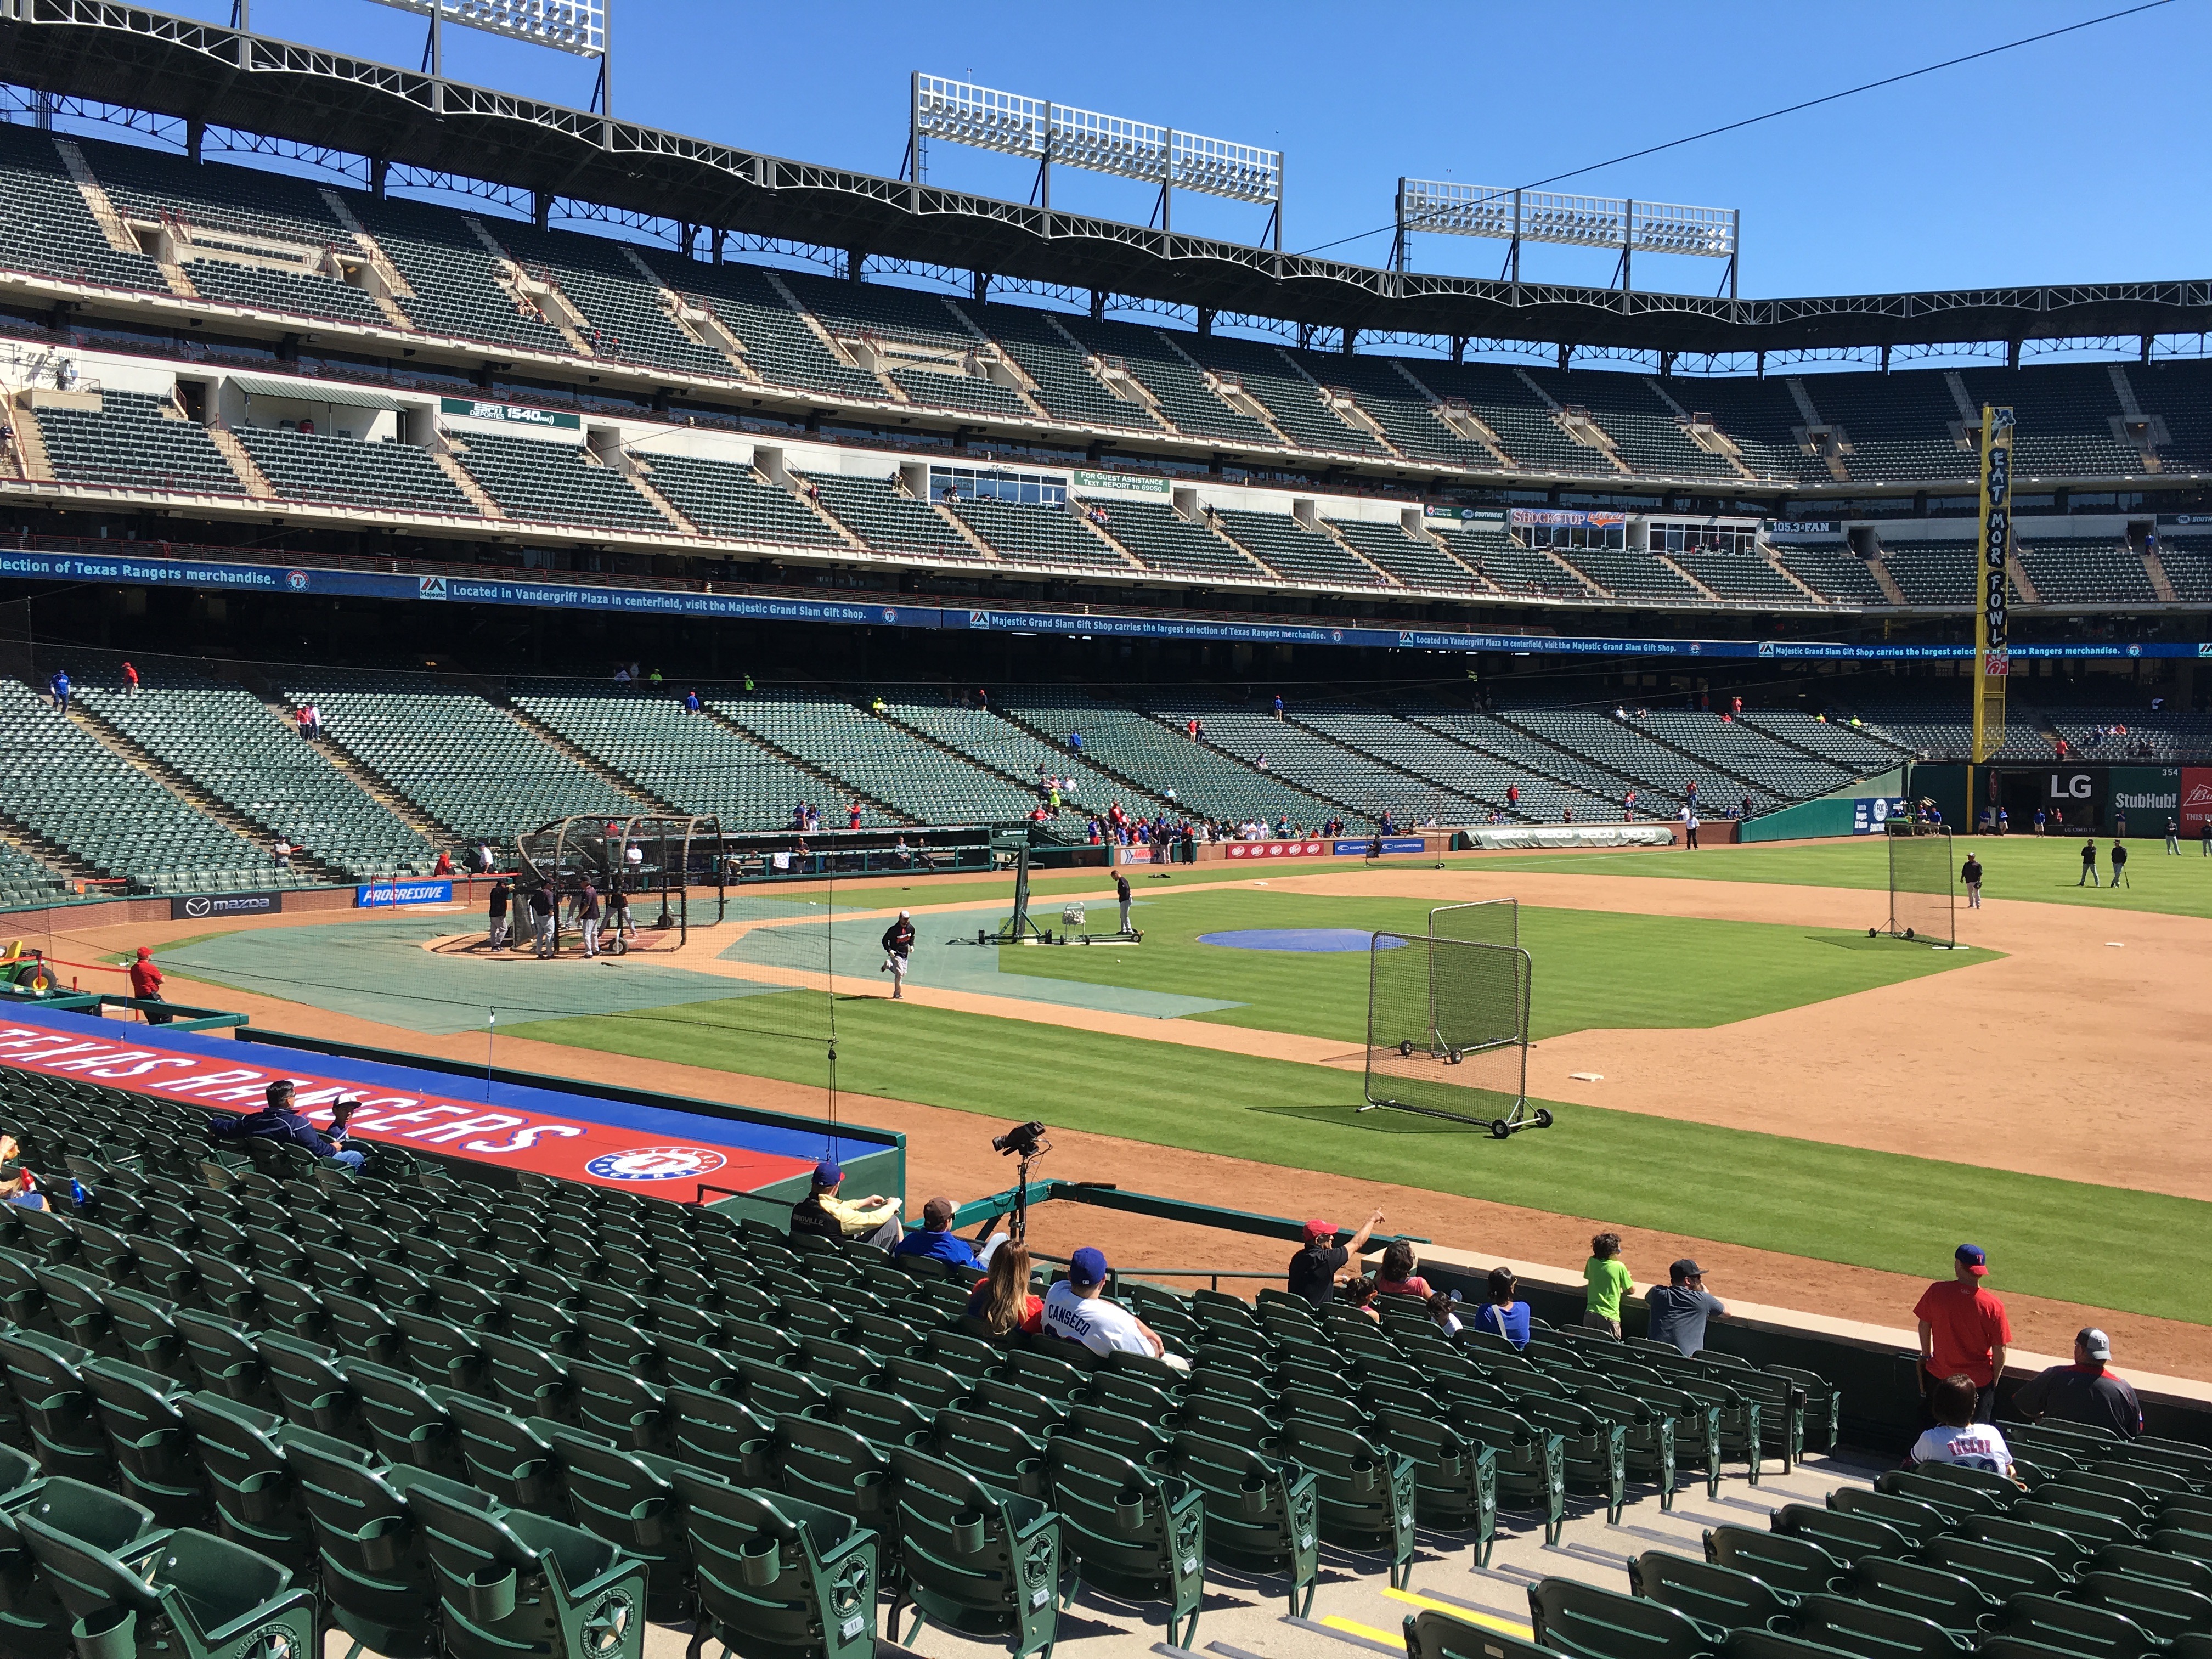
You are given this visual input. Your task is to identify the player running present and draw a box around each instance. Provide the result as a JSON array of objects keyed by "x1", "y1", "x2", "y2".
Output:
[{"x1": 881, "y1": 910, "x2": 916, "y2": 999}]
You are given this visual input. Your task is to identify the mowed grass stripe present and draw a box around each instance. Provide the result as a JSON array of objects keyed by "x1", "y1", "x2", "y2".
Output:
[
  {"x1": 990, "y1": 890, "x2": 1995, "y2": 1045},
  {"x1": 1467, "y1": 834, "x2": 2212, "y2": 918},
  {"x1": 505, "y1": 991, "x2": 2208, "y2": 1325}
]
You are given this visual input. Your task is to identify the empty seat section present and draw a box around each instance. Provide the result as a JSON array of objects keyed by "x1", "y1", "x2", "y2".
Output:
[
  {"x1": 1799, "y1": 369, "x2": 1971, "y2": 482},
  {"x1": 1214, "y1": 510, "x2": 1387, "y2": 589},
  {"x1": 633, "y1": 252, "x2": 887, "y2": 400},
  {"x1": 492, "y1": 221, "x2": 732, "y2": 377},
  {"x1": 1663, "y1": 375, "x2": 1831, "y2": 484},
  {"x1": 236, "y1": 425, "x2": 481, "y2": 517},
  {"x1": 1774, "y1": 542, "x2": 1890, "y2": 603},
  {"x1": 1437, "y1": 528, "x2": 1583, "y2": 597},
  {"x1": 1957, "y1": 364, "x2": 2145, "y2": 477},
  {"x1": 0, "y1": 678, "x2": 268, "y2": 890},
  {"x1": 997, "y1": 688, "x2": 1364, "y2": 829},
  {"x1": 1734, "y1": 709, "x2": 1914, "y2": 772},
  {"x1": 1413, "y1": 362, "x2": 1618, "y2": 476},
  {"x1": 1878, "y1": 541, "x2": 1977, "y2": 606},
  {"x1": 879, "y1": 691, "x2": 1162, "y2": 815},
  {"x1": 1554, "y1": 546, "x2": 1704, "y2": 601},
  {"x1": 802, "y1": 473, "x2": 985, "y2": 561},
  {"x1": 949, "y1": 496, "x2": 1131, "y2": 573},
  {"x1": 1397, "y1": 704, "x2": 1682, "y2": 812},
  {"x1": 1189, "y1": 336, "x2": 1389, "y2": 459},
  {"x1": 0, "y1": 125, "x2": 170, "y2": 293},
  {"x1": 74, "y1": 663, "x2": 431, "y2": 879},
  {"x1": 1503, "y1": 708, "x2": 1731, "y2": 802},
  {"x1": 964, "y1": 302, "x2": 1166, "y2": 433},
  {"x1": 1053, "y1": 315, "x2": 1279, "y2": 448},
  {"x1": 448, "y1": 429, "x2": 669, "y2": 532},
  {"x1": 1522, "y1": 367, "x2": 1739, "y2": 480},
  {"x1": 275, "y1": 672, "x2": 641, "y2": 842},
  {"x1": 2159, "y1": 537, "x2": 2212, "y2": 600},
  {"x1": 1291, "y1": 704, "x2": 1611, "y2": 822},
  {"x1": 778, "y1": 273, "x2": 1035, "y2": 421},
  {"x1": 1084, "y1": 499, "x2": 1265, "y2": 581},
  {"x1": 31, "y1": 388, "x2": 246, "y2": 496},
  {"x1": 635, "y1": 452, "x2": 844, "y2": 548},
  {"x1": 509, "y1": 682, "x2": 893, "y2": 830},
  {"x1": 1846, "y1": 694, "x2": 2050, "y2": 761},
  {"x1": 710, "y1": 688, "x2": 1060, "y2": 832},
  {"x1": 183, "y1": 257, "x2": 394, "y2": 328},
  {"x1": 1143, "y1": 695, "x2": 1479, "y2": 823},
  {"x1": 0, "y1": 840, "x2": 75, "y2": 910},
  {"x1": 1637, "y1": 711, "x2": 1854, "y2": 805},
  {"x1": 1327, "y1": 519, "x2": 1485, "y2": 591},
  {"x1": 1668, "y1": 551, "x2": 1815, "y2": 603},
  {"x1": 2042, "y1": 704, "x2": 2212, "y2": 762},
  {"x1": 351, "y1": 195, "x2": 573, "y2": 353},
  {"x1": 2016, "y1": 538, "x2": 2157, "y2": 604},
  {"x1": 83, "y1": 133, "x2": 346, "y2": 244},
  {"x1": 1307, "y1": 358, "x2": 1499, "y2": 468}
]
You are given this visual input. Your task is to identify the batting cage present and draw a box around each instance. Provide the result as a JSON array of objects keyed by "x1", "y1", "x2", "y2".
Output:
[
  {"x1": 1880, "y1": 825, "x2": 1957, "y2": 947},
  {"x1": 1363, "y1": 931, "x2": 1550, "y2": 1137}
]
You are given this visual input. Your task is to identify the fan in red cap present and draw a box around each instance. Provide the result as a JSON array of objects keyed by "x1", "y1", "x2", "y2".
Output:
[{"x1": 1288, "y1": 1207, "x2": 1386, "y2": 1308}]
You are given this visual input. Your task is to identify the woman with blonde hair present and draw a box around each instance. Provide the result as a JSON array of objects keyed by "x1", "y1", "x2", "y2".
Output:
[{"x1": 965, "y1": 1239, "x2": 1042, "y2": 1336}]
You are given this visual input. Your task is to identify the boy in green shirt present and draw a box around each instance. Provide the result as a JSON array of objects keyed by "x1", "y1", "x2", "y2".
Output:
[{"x1": 1584, "y1": 1231, "x2": 1635, "y2": 1338}]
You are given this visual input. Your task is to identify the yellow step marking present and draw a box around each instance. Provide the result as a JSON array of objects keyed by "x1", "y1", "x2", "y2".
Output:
[
  {"x1": 1381, "y1": 1586, "x2": 1536, "y2": 1639},
  {"x1": 1319, "y1": 1615, "x2": 1406, "y2": 1646}
]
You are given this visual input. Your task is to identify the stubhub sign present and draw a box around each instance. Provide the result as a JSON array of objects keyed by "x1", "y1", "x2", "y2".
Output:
[{"x1": 356, "y1": 878, "x2": 454, "y2": 908}]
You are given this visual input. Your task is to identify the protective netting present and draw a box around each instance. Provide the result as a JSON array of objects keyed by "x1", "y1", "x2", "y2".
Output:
[
  {"x1": 1887, "y1": 826, "x2": 1956, "y2": 947},
  {"x1": 1365, "y1": 932, "x2": 1532, "y2": 1126},
  {"x1": 1429, "y1": 898, "x2": 1518, "y2": 952}
]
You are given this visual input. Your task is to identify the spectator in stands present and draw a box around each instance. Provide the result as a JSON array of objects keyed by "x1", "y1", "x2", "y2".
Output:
[
  {"x1": 433, "y1": 849, "x2": 454, "y2": 878},
  {"x1": 1582, "y1": 1233, "x2": 1634, "y2": 1338},
  {"x1": 2078, "y1": 839, "x2": 2100, "y2": 887},
  {"x1": 211, "y1": 1080, "x2": 364, "y2": 1171},
  {"x1": 2109, "y1": 838, "x2": 2130, "y2": 888},
  {"x1": 1646, "y1": 1259, "x2": 1726, "y2": 1356},
  {"x1": 121, "y1": 661, "x2": 139, "y2": 695},
  {"x1": 1506, "y1": 784, "x2": 1520, "y2": 810},
  {"x1": 1914, "y1": 1244, "x2": 2010, "y2": 1423},
  {"x1": 1907, "y1": 1374, "x2": 2017, "y2": 1477},
  {"x1": 1375, "y1": 1240, "x2": 1434, "y2": 1299},
  {"x1": 684, "y1": 689, "x2": 701, "y2": 715},
  {"x1": 128, "y1": 946, "x2": 172, "y2": 1025},
  {"x1": 484, "y1": 879, "x2": 511, "y2": 951},
  {"x1": 966, "y1": 1240, "x2": 1042, "y2": 1336},
  {"x1": 613, "y1": 665, "x2": 631, "y2": 691},
  {"x1": 0, "y1": 1138, "x2": 47, "y2": 1211},
  {"x1": 1273, "y1": 693, "x2": 1285, "y2": 721},
  {"x1": 848, "y1": 802, "x2": 862, "y2": 831},
  {"x1": 1470, "y1": 1267, "x2": 1531, "y2": 1348},
  {"x1": 1287, "y1": 1210, "x2": 1386, "y2": 1307},
  {"x1": 895, "y1": 1195, "x2": 1005, "y2": 1269},
  {"x1": 1341, "y1": 1277, "x2": 1382, "y2": 1322},
  {"x1": 2012, "y1": 1327, "x2": 2144, "y2": 1439},
  {"x1": 1043, "y1": 1248, "x2": 1183, "y2": 1366},
  {"x1": 47, "y1": 668, "x2": 69, "y2": 714},
  {"x1": 476, "y1": 842, "x2": 496, "y2": 873},
  {"x1": 1741, "y1": 794, "x2": 1755, "y2": 821},
  {"x1": 1426, "y1": 1291, "x2": 1464, "y2": 1336},
  {"x1": 787, "y1": 1158, "x2": 901, "y2": 1248},
  {"x1": 272, "y1": 837, "x2": 294, "y2": 871}
]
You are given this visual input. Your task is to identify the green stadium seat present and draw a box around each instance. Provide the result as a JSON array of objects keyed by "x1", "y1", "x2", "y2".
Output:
[
  {"x1": 16, "y1": 1519, "x2": 317, "y2": 1659},
  {"x1": 1629, "y1": 1550, "x2": 1797, "y2": 1633},
  {"x1": 915, "y1": 1408, "x2": 1049, "y2": 1500},
  {"x1": 534, "y1": 1424, "x2": 691, "y2": 1619},
  {"x1": 1990, "y1": 1590, "x2": 2159, "y2": 1659},
  {"x1": 1772, "y1": 1500, "x2": 1912, "y2": 1565},
  {"x1": 1848, "y1": 1556, "x2": 2001, "y2": 1635},
  {"x1": 884, "y1": 1446, "x2": 1059, "y2": 1659},
  {"x1": 1169, "y1": 1430, "x2": 1319, "y2": 1617},
  {"x1": 1280, "y1": 1416, "x2": 1419, "y2": 1585},
  {"x1": 0, "y1": 1477, "x2": 170, "y2": 1657},
  {"x1": 1529, "y1": 1577, "x2": 1723, "y2": 1659},
  {"x1": 1706, "y1": 1525, "x2": 1848, "y2": 1598},
  {"x1": 1920, "y1": 1535, "x2": 2068, "y2": 1601},
  {"x1": 1045, "y1": 1435, "x2": 1206, "y2": 1647},
  {"x1": 670, "y1": 1463, "x2": 879, "y2": 1659},
  {"x1": 1793, "y1": 1592, "x2": 1970, "y2": 1658},
  {"x1": 1373, "y1": 1407, "x2": 1498, "y2": 1558}
]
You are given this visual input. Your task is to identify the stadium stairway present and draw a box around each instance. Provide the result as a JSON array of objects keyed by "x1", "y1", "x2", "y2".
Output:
[
  {"x1": 58, "y1": 699, "x2": 350, "y2": 885},
  {"x1": 246, "y1": 685, "x2": 452, "y2": 848}
]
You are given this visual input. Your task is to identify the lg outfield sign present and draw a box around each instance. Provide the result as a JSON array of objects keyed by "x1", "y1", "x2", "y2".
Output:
[{"x1": 168, "y1": 891, "x2": 282, "y2": 921}]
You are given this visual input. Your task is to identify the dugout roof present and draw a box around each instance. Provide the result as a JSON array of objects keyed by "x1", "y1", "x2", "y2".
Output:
[{"x1": 5, "y1": 3, "x2": 2211, "y2": 355}]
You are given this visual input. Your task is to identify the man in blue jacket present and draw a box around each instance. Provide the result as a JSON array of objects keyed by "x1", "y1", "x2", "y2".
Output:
[
  {"x1": 210, "y1": 1079, "x2": 364, "y2": 1170},
  {"x1": 893, "y1": 1195, "x2": 1006, "y2": 1270}
]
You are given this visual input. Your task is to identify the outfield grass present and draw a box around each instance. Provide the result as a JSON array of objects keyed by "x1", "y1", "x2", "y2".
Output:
[
  {"x1": 1464, "y1": 834, "x2": 2212, "y2": 917},
  {"x1": 996, "y1": 888, "x2": 1995, "y2": 1043},
  {"x1": 504, "y1": 988, "x2": 2208, "y2": 1324}
]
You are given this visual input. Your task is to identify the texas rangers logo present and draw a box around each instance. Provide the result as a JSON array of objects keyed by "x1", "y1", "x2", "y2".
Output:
[
  {"x1": 881, "y1": 607, "x2": 899, "y2": 622},
  {"x1": 285, "y1": 569, "x2": 310, "y2": 591},
  {"x1": 1330, "y1": 629, "x2": 1344, "y2": 642},
  {"x1": 585, "y1": 1146, "x2": 727, "y2": 1181}
]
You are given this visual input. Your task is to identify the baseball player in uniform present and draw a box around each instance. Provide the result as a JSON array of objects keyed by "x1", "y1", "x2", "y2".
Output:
[{"x1": 881, "y1": 910, "x2": 916, "y2": 1000}]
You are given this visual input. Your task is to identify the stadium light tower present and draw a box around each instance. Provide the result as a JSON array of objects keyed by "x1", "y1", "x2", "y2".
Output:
[
  {"x1": 908, "y1": 75, "x2": 1283, "y2": 250},
  {"x1": 363, "y1": 1, "x2": 613, "y2": 114},
  {"x1": 1390, "y1": 179, "x2": 1739, "y2": 296}
]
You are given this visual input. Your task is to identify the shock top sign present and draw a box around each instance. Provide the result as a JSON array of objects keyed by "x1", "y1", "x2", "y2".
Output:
[{"x1": 1973, "y1": 405, "x2": 2014, "y2": 764}]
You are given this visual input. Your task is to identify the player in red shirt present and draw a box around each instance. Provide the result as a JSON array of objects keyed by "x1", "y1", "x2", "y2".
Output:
[{"x1": 1912, "y1": 1243, "x2": 2011, "y2": 1423}]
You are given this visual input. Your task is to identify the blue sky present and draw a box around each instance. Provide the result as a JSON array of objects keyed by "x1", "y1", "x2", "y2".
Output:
[{"x1": 136, "y1": 1, "x2": 2209, "y2": 300}]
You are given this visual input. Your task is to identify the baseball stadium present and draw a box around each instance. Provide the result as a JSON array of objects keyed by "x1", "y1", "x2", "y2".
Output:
[{"x1": 0, "y1": 5, "x2": 2206, "y2": 1658}]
